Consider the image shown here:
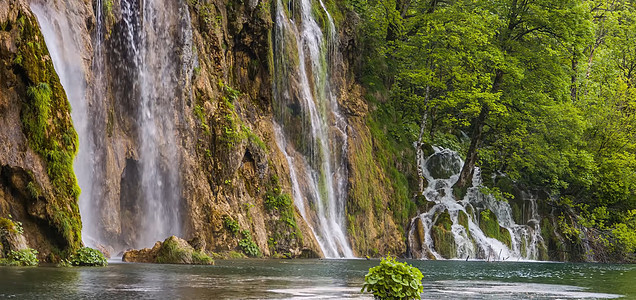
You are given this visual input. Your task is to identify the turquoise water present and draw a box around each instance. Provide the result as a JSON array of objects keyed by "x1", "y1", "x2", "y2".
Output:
[{"x1": 0, "y1": 259, "x2": 634, "y2": 299}]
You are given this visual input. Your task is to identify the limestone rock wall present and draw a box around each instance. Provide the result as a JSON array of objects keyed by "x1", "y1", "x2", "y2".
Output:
[{"x1": 1, "y1": 0, "x2": 411, "y2": 259}]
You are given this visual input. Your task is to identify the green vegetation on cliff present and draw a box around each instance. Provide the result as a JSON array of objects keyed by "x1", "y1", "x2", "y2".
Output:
[{"x1": 9, "y1": 10, "x2": 82, "y2": 255}]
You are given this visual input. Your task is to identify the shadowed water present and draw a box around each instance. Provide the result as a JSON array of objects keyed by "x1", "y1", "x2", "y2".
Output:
[{"x1": 0, "y1": 260, "x2": 633, "y2": 299}]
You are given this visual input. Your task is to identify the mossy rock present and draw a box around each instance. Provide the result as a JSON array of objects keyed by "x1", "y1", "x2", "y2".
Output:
[
  {"x1": 425, "y1": 150, "x2": 462, "y2": 179},
  {"x1": 431, "y1": 209, "x2": 456, "y2": 258},
  {"x1": 431, "y1": 224, "x2": 456, "y2": 258},
  {"x1": 434, "y1": 210, "x2": 452, "y2": 231},
  {"x1": 8, "y1": 8, "x2": 82, "y2": 253},
  {"x1": 123, "y1": 236, "x2": 214, "y2": 265},
  {"x1": 458, "y1": 210, "x2": 469, "y2": 231},
  {"x1": 478, "y1": 209, "x2": 511, "y2": 248}
]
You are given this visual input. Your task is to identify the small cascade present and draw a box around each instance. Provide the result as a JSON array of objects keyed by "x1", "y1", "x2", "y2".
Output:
[
  {"x1": 408, "y1": 147, "x2": 545, "y2": 260},
  {"x1": 272, "y1": 0, "x2": 353, "y2": 258}
]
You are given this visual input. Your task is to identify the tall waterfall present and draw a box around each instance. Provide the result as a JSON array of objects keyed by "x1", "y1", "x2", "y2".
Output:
[
  {"x1": 104, "y1": 0, "x2": 192, "y2": 248},
  {"x1": 408, "y1": 147, "x2": 545, "y2": 260},
  {"x1": 272, "y1": 0, "x2": 353, "y2": 257},
  {"x1": 34, "y1": 0, "x2": 192, "y2": 251}
]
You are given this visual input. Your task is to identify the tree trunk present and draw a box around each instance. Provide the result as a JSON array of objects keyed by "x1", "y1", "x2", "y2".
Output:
[
  {"x1": 453, "y1": 70, "x2": 504, "y2": 197},
  {"x1": 415, "y1": 86, "x2": 430, "y2": 194}
]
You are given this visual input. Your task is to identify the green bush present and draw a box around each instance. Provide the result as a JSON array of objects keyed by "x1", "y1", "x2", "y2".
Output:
[
  {"x1": 239, "y1": 230, "x2": 261, "y2": 257},
  {"x1": 1, "y1": 248, "x2": 39, "y2": 266},
  {"x1": 68, "y1": 247, "x2": 107, "y2": 266},
  {"x1": 362, "y1": 256, "x2": 423, "y2": 300}
]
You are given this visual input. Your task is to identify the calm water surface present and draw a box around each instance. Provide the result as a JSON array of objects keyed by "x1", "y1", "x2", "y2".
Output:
[{"x1": 0, "y1": 259, "x2": 634, "y2": 299}]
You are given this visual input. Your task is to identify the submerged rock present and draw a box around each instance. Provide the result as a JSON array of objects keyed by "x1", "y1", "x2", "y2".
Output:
[{"x1": 122, "y1": 236, "x2": 214, "y2": 265}]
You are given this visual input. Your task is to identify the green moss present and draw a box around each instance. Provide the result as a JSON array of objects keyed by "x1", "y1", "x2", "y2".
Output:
[
  {"x1": 457, "y1": 210, "x2": 471, "y2": 238},
  {"x1": 430, "y1": 210, "x2": 457, "y2": 258},
  {"x1": 540, "y1": 217, "x2": 560, "y2": 260},
  {"x1": 431, "y1": 225, "x2": 456, "y2": 258},
  {"x1": 479, "y1": 209, "x2": 511, "y2": 248},
  {"x1": 264, "y1": 176, "x2": 303, "y2": 255},
  {"x1": 13, "y1": 12, "x2": 82, "y2": 252},
  {"x1": 0, "y1": 217, "x2": 20, "y2": 235},
  {"x1": 156, "y1": 237, "x2": 214, "y2": 264},
  {"x1": 511, "y1": 202, "x2": 522, "y2": 225},
  {"x1": 227, "y1": 251, "x2": 247, "y2": 259}
]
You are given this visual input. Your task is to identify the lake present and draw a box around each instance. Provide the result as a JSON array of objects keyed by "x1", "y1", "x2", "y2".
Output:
[{"x1": 0, "y1": 259, "x2": 634, "y2": 299}]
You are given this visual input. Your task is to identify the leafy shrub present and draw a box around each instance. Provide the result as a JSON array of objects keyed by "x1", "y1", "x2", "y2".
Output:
[
  {"x1": 223, "y1": 216, "x2": 240, "y2": 235},
  {"x1": 264, "y1": 193, "x2": 292, "y2": 211},
  {"x1": 239, "y1": 230, "x2": 261, "y2": 257},
  {"x1": 362, "y1": 256, "x2": 423, "y2": 300},
  {"x1": 68, "y1": 247, "x2": 107, "y2": 266},
  {"x1": 1, "y1": 248, "x2": 39, "y2": 266}
]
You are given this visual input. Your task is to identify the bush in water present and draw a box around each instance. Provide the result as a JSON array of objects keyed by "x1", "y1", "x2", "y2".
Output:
[{"x1": 362, "y1": 256, "x2": 423, "y2": 300}]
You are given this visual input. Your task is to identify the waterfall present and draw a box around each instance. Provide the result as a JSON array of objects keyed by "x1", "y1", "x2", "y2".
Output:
[
  {"x1": 272, "y1": 0, "x2": 353, "y2": 257},
  {"x1": 34, "y1": 0, "x2": 192, "y2": 251},
  {"x1": 112, "y1": 0, "x2": 192, "y2": 248},
  {"x1": 30, "y1": 2, "x2": 96, "y2": 244},
  {"x1": 408, "y1": 147, "x2": 545, "y2": 260}
]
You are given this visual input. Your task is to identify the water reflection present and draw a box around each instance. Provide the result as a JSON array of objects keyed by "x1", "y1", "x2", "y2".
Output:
[{"x1": 0, "y1": 259, "x2": 633, "y2": 299}]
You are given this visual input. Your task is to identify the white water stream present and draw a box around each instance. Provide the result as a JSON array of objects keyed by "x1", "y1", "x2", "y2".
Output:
[
  {"x1": 272, "y1": 0, "x2": 353, "y2": 257},
  {"x1": 408, "y1": 147, "x2": 545, "y2": 260}
]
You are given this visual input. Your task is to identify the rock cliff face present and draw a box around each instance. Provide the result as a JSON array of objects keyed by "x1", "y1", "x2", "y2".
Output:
[
  {"x1": 0, "y1": 0, "x2": 408, "y2": 259},
  {"x1": 0, "y1": 0, "x2": 83, "y2": 261}
]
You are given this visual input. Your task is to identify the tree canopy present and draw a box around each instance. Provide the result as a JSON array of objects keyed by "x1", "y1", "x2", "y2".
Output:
[{"x1": 353, "y1": 0, "x2": 636, "y2": 260}]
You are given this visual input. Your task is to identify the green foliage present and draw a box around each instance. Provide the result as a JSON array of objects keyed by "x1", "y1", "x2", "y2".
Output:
[
  {"x1": 223, "y1": 216, "x2": 240, "y2": 235},
  {"x1": 361, "y1": 256, "x2": 423, "y2": 300},
  {"x1": 263, "y1": 175, "x2": 303, "y2": 255},
  {"x1": 354, "y1": 0, "x2": 636, "y2": 260},
  {"x1": 67, "y1": 247, "x2": 107, "y2": 267},
  {"x1": 238, "y1": 230, "x2": 261, "y2": 257},
  {"x1": 193, "y1": 104, "x2": 210, "y2": 134},
  {"x1": 0, "y1": 215, "x2": 23, "y2": 236},
  {"x1": 265, "y1": 192, "x2": 292, "y2": 211},
  {"x1": 1, "y1": 249, "x2": 39, "y2": 266}
]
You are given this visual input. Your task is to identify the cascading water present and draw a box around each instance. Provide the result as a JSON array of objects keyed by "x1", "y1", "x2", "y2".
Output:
[
  {"x1": 408, "y1": 147, "x2": 545, "y2": 260},
  {"x1": 107, "y1": 0, "x2": 192, "y2": 249},
  {"x1": 34, "y1": 0, "x2": 192, "y2": 251},
  {"x1": 272, "y1": 0, "x2": 353, "y2": 257},
  {"x1": 30, "y1": 2, "x2": 97, "y2": 244}
]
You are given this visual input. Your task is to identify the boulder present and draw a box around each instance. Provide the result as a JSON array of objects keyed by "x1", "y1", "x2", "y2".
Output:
[
  {"x1": 425, "y1": 149, "x2": 463, "y2": 179},
  {"x1": 122, "y1": 236, "x2": 214, "y2": 265}
]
